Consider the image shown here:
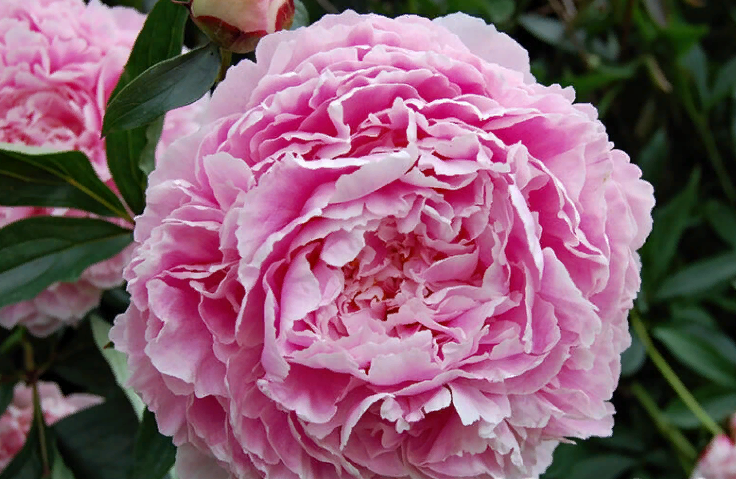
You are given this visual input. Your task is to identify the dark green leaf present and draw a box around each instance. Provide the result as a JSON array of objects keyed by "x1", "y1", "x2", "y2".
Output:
[
  {"x1": 518, "y1": 14, "x2": 565, "y2": 47},
  {"x1": 594, "y1": 424, "x2": 646, "y2": 453},
  {"x1": 0, "y1": 391, "x2": 56, "y2": 479},
  {"x1": 455, "y1": 0, "x2": 514, "y2": 24},
  {"x1": 100, "y1": 287, "x2": 132, "y2": 317},
  {"x1": 103, "y1": 43, "x2": 220, "y2": 136},
  {"x1": 679, "y1": 44, "x2": 709, "y2": 107},
  {"x1": 655, "y1": 250, "x2": 736, "y2": 300},
  {"x1": 54, "y1": 391, "x2": 138, "y2": 479},
  {"x1": 638, "y1": 128, "x2": 668, "y2": 185},
  {"x1": 662, "y1": 21, "x2": 709, "y2": 57},
  {"x1": 0, "y1": 217, "x2": 132, "y2": 309},
  {"x1": 653, "y1": 325, "x2": 736, "y2": 388},
  {"x1": 671, "y1": 305, "x2": 717, "y2": 328},
  {"x1": 732, "y1": 100, "x2": 736, "y2": 158},
  {"x1": 664, "y1": 385, "x2": 736, "y2": 429},
  {"x1": 704, "y1": 200, "x2": 736, "y2": 248},
  {"x1": 642, "y1": 169, "x2": 700, "y2": 286},
  {"x1": 0, "y1": 144, "x2": 128, "y2": 219},
  {"x1": 567, "y1": 454, "x2": 637, "y2": 479},
  {"x1": 541, "y1": 442, "x2": 595, "y2": 478},
  {"x1": 621, "y1": 333, "x2": 646, "y2": 377},
  {"x1": 481, "y1": 0, "x2": 515, "y2": 24},
  {"x1": 562, "y1": 62, "x2": 638, "y2": 98},
  {"x1": 129, "y1": 409, "x2": 176, "y2": 479},
  {"x1": 710, "y1": 56, "x2": 736, "y2": 107},
  {"x1": 90, "y1": 315, "x2": 146, "y2": 417},
  {"x1": 643, "y1": 0, "x2": 667, "y2": 27},
  {"x1": 105, "y1": 0, "x2": 189, "y2": 216},
  {"x1": 0, "y1": 326, "x2": 25, "y2": 355},
  {"x1": 50, "y1": 321, "x2": 119, "y2": 398},
  {"x1": 139, "y1": 118, "x2": 164, "y2": 176},
  {"x1": 291, "y1": 0, "x2": 310, "y2": 29},
  {"x1": 51, "y1": 452, "x2": 76, "y2": 479},
  {"x1": 0, "y1": 380, "x2": 16, "y2": 416}
]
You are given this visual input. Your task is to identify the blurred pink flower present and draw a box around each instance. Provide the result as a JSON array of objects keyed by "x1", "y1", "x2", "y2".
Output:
[
  {"x1": 111, "y1": 11, "x2": 654, "y2": 479},
  {"x1": 0, "y1": 381, "x2": 102, "y2": 471},
  {"x1": 691, "y1": 415, "x2": 736, "y2": 479},
  {"x1": 0, "y1": 0, "x2": 206, "y2": 337}
]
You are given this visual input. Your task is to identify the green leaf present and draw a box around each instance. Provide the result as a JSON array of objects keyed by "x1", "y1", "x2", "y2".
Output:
[
  {"x1": 455, "y1": 0, "x2": 514, "y2": 24},
  {"x1": 0, "y1": 217, "x2": 132, "y2": 309},
  {"x1": 671, "y1": 305, "x2": 717, "y2": 328},
  {"x1": 655, "y1": 250, "x2": 736, "y2": 300},
  {"x1": 0, "y1": 144, "x2": 129, "y2": 219},
  {"x1": 594, "y1": 424, "x2": 646, "y2": 453},
  {"x1": 642, "y1": 168, "x2": 700, "y2": 286},
  {"x1": 103, "y1": 43, "x2": 220, "y2": 137},
  {"x1": 291, "y1": 0, "x2": 309, "y2": 29},
  {"x1": 0, "y1": 326, "x2": 25, "y2": 355},
  {"x1": 129, "y1": 409, "x2": 176, "y2": 479},
  {"x1": 561, "y1": 62, "x2": 638, "y2": 98},
  {"x1": 621, "y1": 333, "x2": 646, "y2": 377},
  {"x1": 0, "y1": 380, "x2": 16, "y2": 416},
  {"x1": 482, "y1": 0, "x2": 515, "y2": 24},
  {"x1": 567, "y1": 454, "x2": 637, "y2": 479},
  {"x1": 105, "y1": 0, "x2": 189, "y2": 216},
  {"x1": 732, "y1": 99, "x2": 736, "y2": 159},
  {"x1": 91, "y1": 315, "x2": 145, "y2": 418},
  {"x1": 54, "y1": 391, "x2": 138, "y2": 479},
  {"x1": 518, "y1": 14, "x2": 565, "y2": 46},
  {"x1": 139, "y1": 118, "x2": 164, "y2": 176},
  {"x1": 664, "y1": 385, "x2": 736, "y2": 429},
  {"x1": 642, "y1": 0, "x2": 667, "y2": 27},
  {"x1": 679, "y1": 44, "x2": 709, "y2": 107},
  {"x1": 662, "y1": 21, "x2": 709, "y2": 58},
  {"x1": 638, "y1": 129, "x2": 668, "y2": 185},
  {"x1": 704, "y1": 200, "x2": 736, "y2": 249},
  {"x1": 710, "y1": 56, "x2": 736, "y2": 107},
  {"x1": 541, "y1": 442, "x2": 595, "y2": 478},
  {"x1": 0, "y1": 391, "x2": 56, "y2": 479},
  {"x1": 51, "y1": 452, "x2": 77, "y2": 479},
  {"x1": 50, "y1": 320, "x2": 119, "y2": 398},
  {"x1": 653, "y1": 325, "x2": 736, "y2": 389}
]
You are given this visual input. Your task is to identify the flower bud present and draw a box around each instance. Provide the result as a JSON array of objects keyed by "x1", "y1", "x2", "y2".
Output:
[{"x1": 189, "y1": 0, "x2": 295, "y2": 53}]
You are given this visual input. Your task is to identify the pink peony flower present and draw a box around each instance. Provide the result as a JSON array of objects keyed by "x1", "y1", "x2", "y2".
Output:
[
  {"x1": 0, "y1": 381, "x2": 102, "y2": 471},
  {"x1": 691, "y1": 415, "x2": 736, "y2": 479},
  {"x1": 111, "y1": 11, "x2": 654, "y2": 479},
  {"x1": 0, "y1": 0, "x2": 206, "y2": 337}
]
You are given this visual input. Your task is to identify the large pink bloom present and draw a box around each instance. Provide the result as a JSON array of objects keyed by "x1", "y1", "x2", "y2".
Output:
[
  {"x1": 111, "y1": 11, "x2": 654, "y2": 479},
  {"x1": 0, "y1": 381, "x2": 102, "y2": 471},
  {"x1": 0, "y1": 0, "x2": 206, "y2": 337}
]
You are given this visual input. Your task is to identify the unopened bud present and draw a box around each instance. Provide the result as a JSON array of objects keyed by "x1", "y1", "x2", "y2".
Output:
[{"x1": 188, "y1": 0, "x2": 295, "y2": 53}]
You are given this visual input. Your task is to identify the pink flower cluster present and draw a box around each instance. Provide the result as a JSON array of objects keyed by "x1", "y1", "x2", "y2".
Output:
[
  {"x1": 691, "y1": 415, "x2": 736, "y2": 479},
  {"x1": 111, "y1": 11, "x2": 654, "y2": 479},
  {"x1": 0, "y1": 381, "x2": 102, "y2": 471},
  {"x1": 0, "y1": 0, "x2": 205, "y2": 337}
]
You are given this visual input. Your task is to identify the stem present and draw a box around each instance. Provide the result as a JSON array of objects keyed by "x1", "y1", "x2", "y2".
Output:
[
  {"x1": 31, "y1": 382, "x2": 51, "y2": 477},
  {"x1": 630, "y1": 382, "x2": 696, "y2": 471},
  {"x1": 216, "y1": 48, "x2": 232, "y2": 84},
  {"x1": 631, "y1": 311, "x2": 725, "y2": 437}
]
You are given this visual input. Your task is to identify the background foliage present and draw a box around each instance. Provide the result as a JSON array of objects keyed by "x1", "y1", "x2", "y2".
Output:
[{"x1": 1, "y1": 0, "x2": 735, "y2": 478}]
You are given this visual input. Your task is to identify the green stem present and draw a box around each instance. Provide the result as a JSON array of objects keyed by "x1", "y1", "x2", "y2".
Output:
[
  {"x1": 631, "y1": 311, "x2": 725, "y2": 437},
  {"x1": 216, "y1": 48, "x2": 232, "y2": 84},
  {"x1": 630, "y1": 382, "x2": 696, "y2": 471},
  {"x1": 31, "y1": 382, "x2": 51, "y2": 477}
]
